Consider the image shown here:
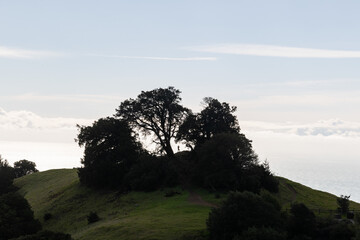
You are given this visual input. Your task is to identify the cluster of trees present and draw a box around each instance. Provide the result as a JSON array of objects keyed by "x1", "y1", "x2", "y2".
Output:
[
  {"x1": 77, "y1": 87, "x2": 278, "y2": 193},
  {"x1": 0, "y1": 156, "x2": 72, "y2": 240},
  {"x1": 207, "y1": 191, "x2": 357, "y2": 240}
]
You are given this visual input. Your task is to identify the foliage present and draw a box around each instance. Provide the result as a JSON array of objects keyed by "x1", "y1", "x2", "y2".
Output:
[
  {"x1": 194, "y1": 133, "x2": 275, "y2": 192},
  {"x1": 177, "y1": 97, "x2": 239, "y2": 149},
  {"x1": 11, "y1": 230, "x2": 73, "y2": 240},
  {"x1": 0, "y1": 192, "x2": 41, "y2": 240},
  {"x1": 115, "y1": 86, "x2": 188, "y2": 157},
  {"x1": 337, "y1": 195, "x2": 350, "y2": 215},
  {"x1": 14, "y1": 160, "x2": 38, "y2": 178},
  {"x1": 207, "y1": 191, "x2": 284, "y2": 240},
  {"x1": 287, "y1": 203, "x2": 316, "y2": 239},
  {"x1": 0, "y1": 156, "x2": 15, "y2": 194},
  {"x1": 87, "y1": 212, "x2": 100, "y2": 224},
  {"x1": 124, "y1": 155, "x2": 178, "y2": 191},
  {"x1": 76, "y1": 117, "x2": 143, "y2": 189}
]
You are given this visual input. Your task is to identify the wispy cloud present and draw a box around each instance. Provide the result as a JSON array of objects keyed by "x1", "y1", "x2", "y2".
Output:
[
  {"x1": 0, "y1": 46, "x2": 61, "y2": 59},
  {"x1": 88, "y1": 54, "x2": 216, "y2": 61},
  {"x1": 189, "y1": 44, "x2": 360, "y2": 58},
  {"x1": 2, "y1": 94, "x2": 123, "y2": 104}
]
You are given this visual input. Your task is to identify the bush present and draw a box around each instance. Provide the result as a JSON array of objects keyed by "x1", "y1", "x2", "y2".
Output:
[
  {"x1": 207, "y1": 191, "x2": 284, "y2": 240},
  {"x1": 287, "y1": 203, "x2": 316, "y2": 239},
  {"x1": 87, "y1": 212, "x2": 99, "y2": 224},
  {"x1": 328, "y1": 222, "x2": 355, "y2": 240}
]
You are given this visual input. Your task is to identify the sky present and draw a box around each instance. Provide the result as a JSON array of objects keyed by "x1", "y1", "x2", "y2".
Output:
[{"x1": 1, "y1": 1, "x2": 360, "y2": 199}]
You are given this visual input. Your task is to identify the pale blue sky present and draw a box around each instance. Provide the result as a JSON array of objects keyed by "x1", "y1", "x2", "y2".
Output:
[
  {"x1": 2, "y1": 1, "x2": 360, "y2": 198},
  {"x1": 1, "y1": 1, "x2": 360, "y2": 120}
]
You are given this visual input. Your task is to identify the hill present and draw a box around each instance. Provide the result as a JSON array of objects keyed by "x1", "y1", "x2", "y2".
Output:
[{"x1": 14, "y1": 169, "x2": 360, "y2": 240}]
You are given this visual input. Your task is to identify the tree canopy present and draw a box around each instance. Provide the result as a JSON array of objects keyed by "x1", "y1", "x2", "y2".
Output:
[
  {"x1": 14, "y1": 160, "x2": 38, "y2": 178},
  {"x1": 115, "y1": 87, "x2": 188, "y2": 157},
  {"x1": 76, "y1": 117, "x2": 143, "y2": 188},
  {"x1": 177, "y1": 97, "x2": 239, "y2": 149},
  {"x1": 0, "y1": 156, "x2": 15, "y2": 194}
]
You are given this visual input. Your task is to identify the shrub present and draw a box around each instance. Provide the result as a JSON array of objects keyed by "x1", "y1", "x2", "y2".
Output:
[
  {"x1": 207, "y1": 191, "x2": 284, "y2": 240},
  {"x1": 287, "y1": 203, "x2": 316, "y2": 239},
  {"x1": 87, "y1": 212, "x2": 99, "y2": 224}
]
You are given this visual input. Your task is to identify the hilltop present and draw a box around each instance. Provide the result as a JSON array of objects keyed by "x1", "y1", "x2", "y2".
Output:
[{"x1": 13, "y1": 169, "x2": 360, "y2": 240}]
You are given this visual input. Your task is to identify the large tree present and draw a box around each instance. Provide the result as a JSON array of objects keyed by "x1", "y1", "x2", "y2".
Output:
[
  {"x1": 13, "y1": 159, "x2": 38, "y2": 178},
  {"x1": 177, "y1": 97, "x2": 240, "y2": 149},
  {"x1": 0, "y1": 156, "x2": 15, "y2": 194},
  {"x1": 115, "y1": 87, "x2": 188, "y2": 157},
  {"x1": 76, "y1": 117, "x2": 143, "y2": 188}
]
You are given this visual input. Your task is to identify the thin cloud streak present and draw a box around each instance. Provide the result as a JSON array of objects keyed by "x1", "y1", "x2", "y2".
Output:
[
  {"x1": 0, "y1": 46, "x2": 61, "y2": 59},
  {"x1": 189, "y1": 44, "x2": 360, "y2": 58},
  {"x1": 88, "y1": 54, "x2": 217, "y2": 61}
]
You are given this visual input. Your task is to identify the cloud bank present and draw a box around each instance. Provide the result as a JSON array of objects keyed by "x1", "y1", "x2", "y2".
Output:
[
  {"x1": 189, "y1": 44, "x2": 360, "y2": 58},
  {"x1": 241, "y1": 119, "x2": 360, "y2": 137}
]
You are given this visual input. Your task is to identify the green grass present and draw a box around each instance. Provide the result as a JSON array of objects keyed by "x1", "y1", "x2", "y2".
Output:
[{"x1": 14, "y1": 169, "x2": 360, "y2": 240}]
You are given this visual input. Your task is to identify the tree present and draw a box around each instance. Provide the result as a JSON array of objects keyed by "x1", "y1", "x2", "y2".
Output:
[
  {"x1": 76, "y1": 117, "x2": 143, "y2": 189},
  {"x1": 0, "y1": 155, "x2": 15, "y2": 194},
  {"x1": 13, "y1": 159, "x2": 38, "y2": 178},
  {"x1": 337, "y1": 195, "x2": 350, "y2": 215},
  {"x1": 194, "y1": 133, "x2": 259, "y2": 191},
  {"x1": 177, "y1": 97, "x2": 240, "y2": 149},
  {"x1": 0, "y1": 192, "x2": 41, "y2": 240},
  {"x1": 115, "y1": 87, "x2": 188, "y2": 157}
]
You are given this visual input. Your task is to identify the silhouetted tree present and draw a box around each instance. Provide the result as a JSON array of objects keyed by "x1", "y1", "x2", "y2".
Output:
[
  {"x1": 177, "y1": 97, "x2": 240, "y2": 149},
  {"x1": 0, "y1": 192, "x2": 41, "y2": 240},
  {"x1": 0, "y1": 155, "x2": 15, "y2": 194},
  {"x1": 337, "y1": 195, "x2": 350, "y2": 215},
  {"x1": 194, "y1": 133, "x2": 259, "y2": 191},
  {"x1": 13, "y1": 159, "x2": 38, "y2": 178},
  {"x1": 115, "y1": 87, "x2": 188, "y2": 157},
  {"x1": 76, "y1": 117, "x2": 143, "y2": 189}
]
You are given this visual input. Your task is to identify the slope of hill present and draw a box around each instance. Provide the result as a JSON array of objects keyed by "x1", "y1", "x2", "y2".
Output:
[{"x1": 14, "y1": 169, "x2": 360, "y2": 240}]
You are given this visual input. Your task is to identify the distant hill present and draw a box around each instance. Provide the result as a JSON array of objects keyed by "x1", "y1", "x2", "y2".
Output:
[{"x1": 14, "y1": 169, "x2": 360, "y2": 240}]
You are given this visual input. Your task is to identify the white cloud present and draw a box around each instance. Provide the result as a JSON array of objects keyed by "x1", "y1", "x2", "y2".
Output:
[
  {"x1": 0, "y1": 108, "x2": 92, "y2": 130},
  {"x1": 241, "y1": 119, "x2": 360, "y2": 137},
  {"x1": 88, "y1": 54, "x2": 216, "y2": 61},
  {"x1": 0, "y1": 46, "x2": 61, "y2": 59},
  {"x1": 189, "y1": 44, "x2": 360, "y2": 58}
]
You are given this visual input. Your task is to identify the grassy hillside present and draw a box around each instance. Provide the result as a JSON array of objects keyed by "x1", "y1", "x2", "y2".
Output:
[{"x1": 14, "y1": 169, "x2": 360, "y2": 240}]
